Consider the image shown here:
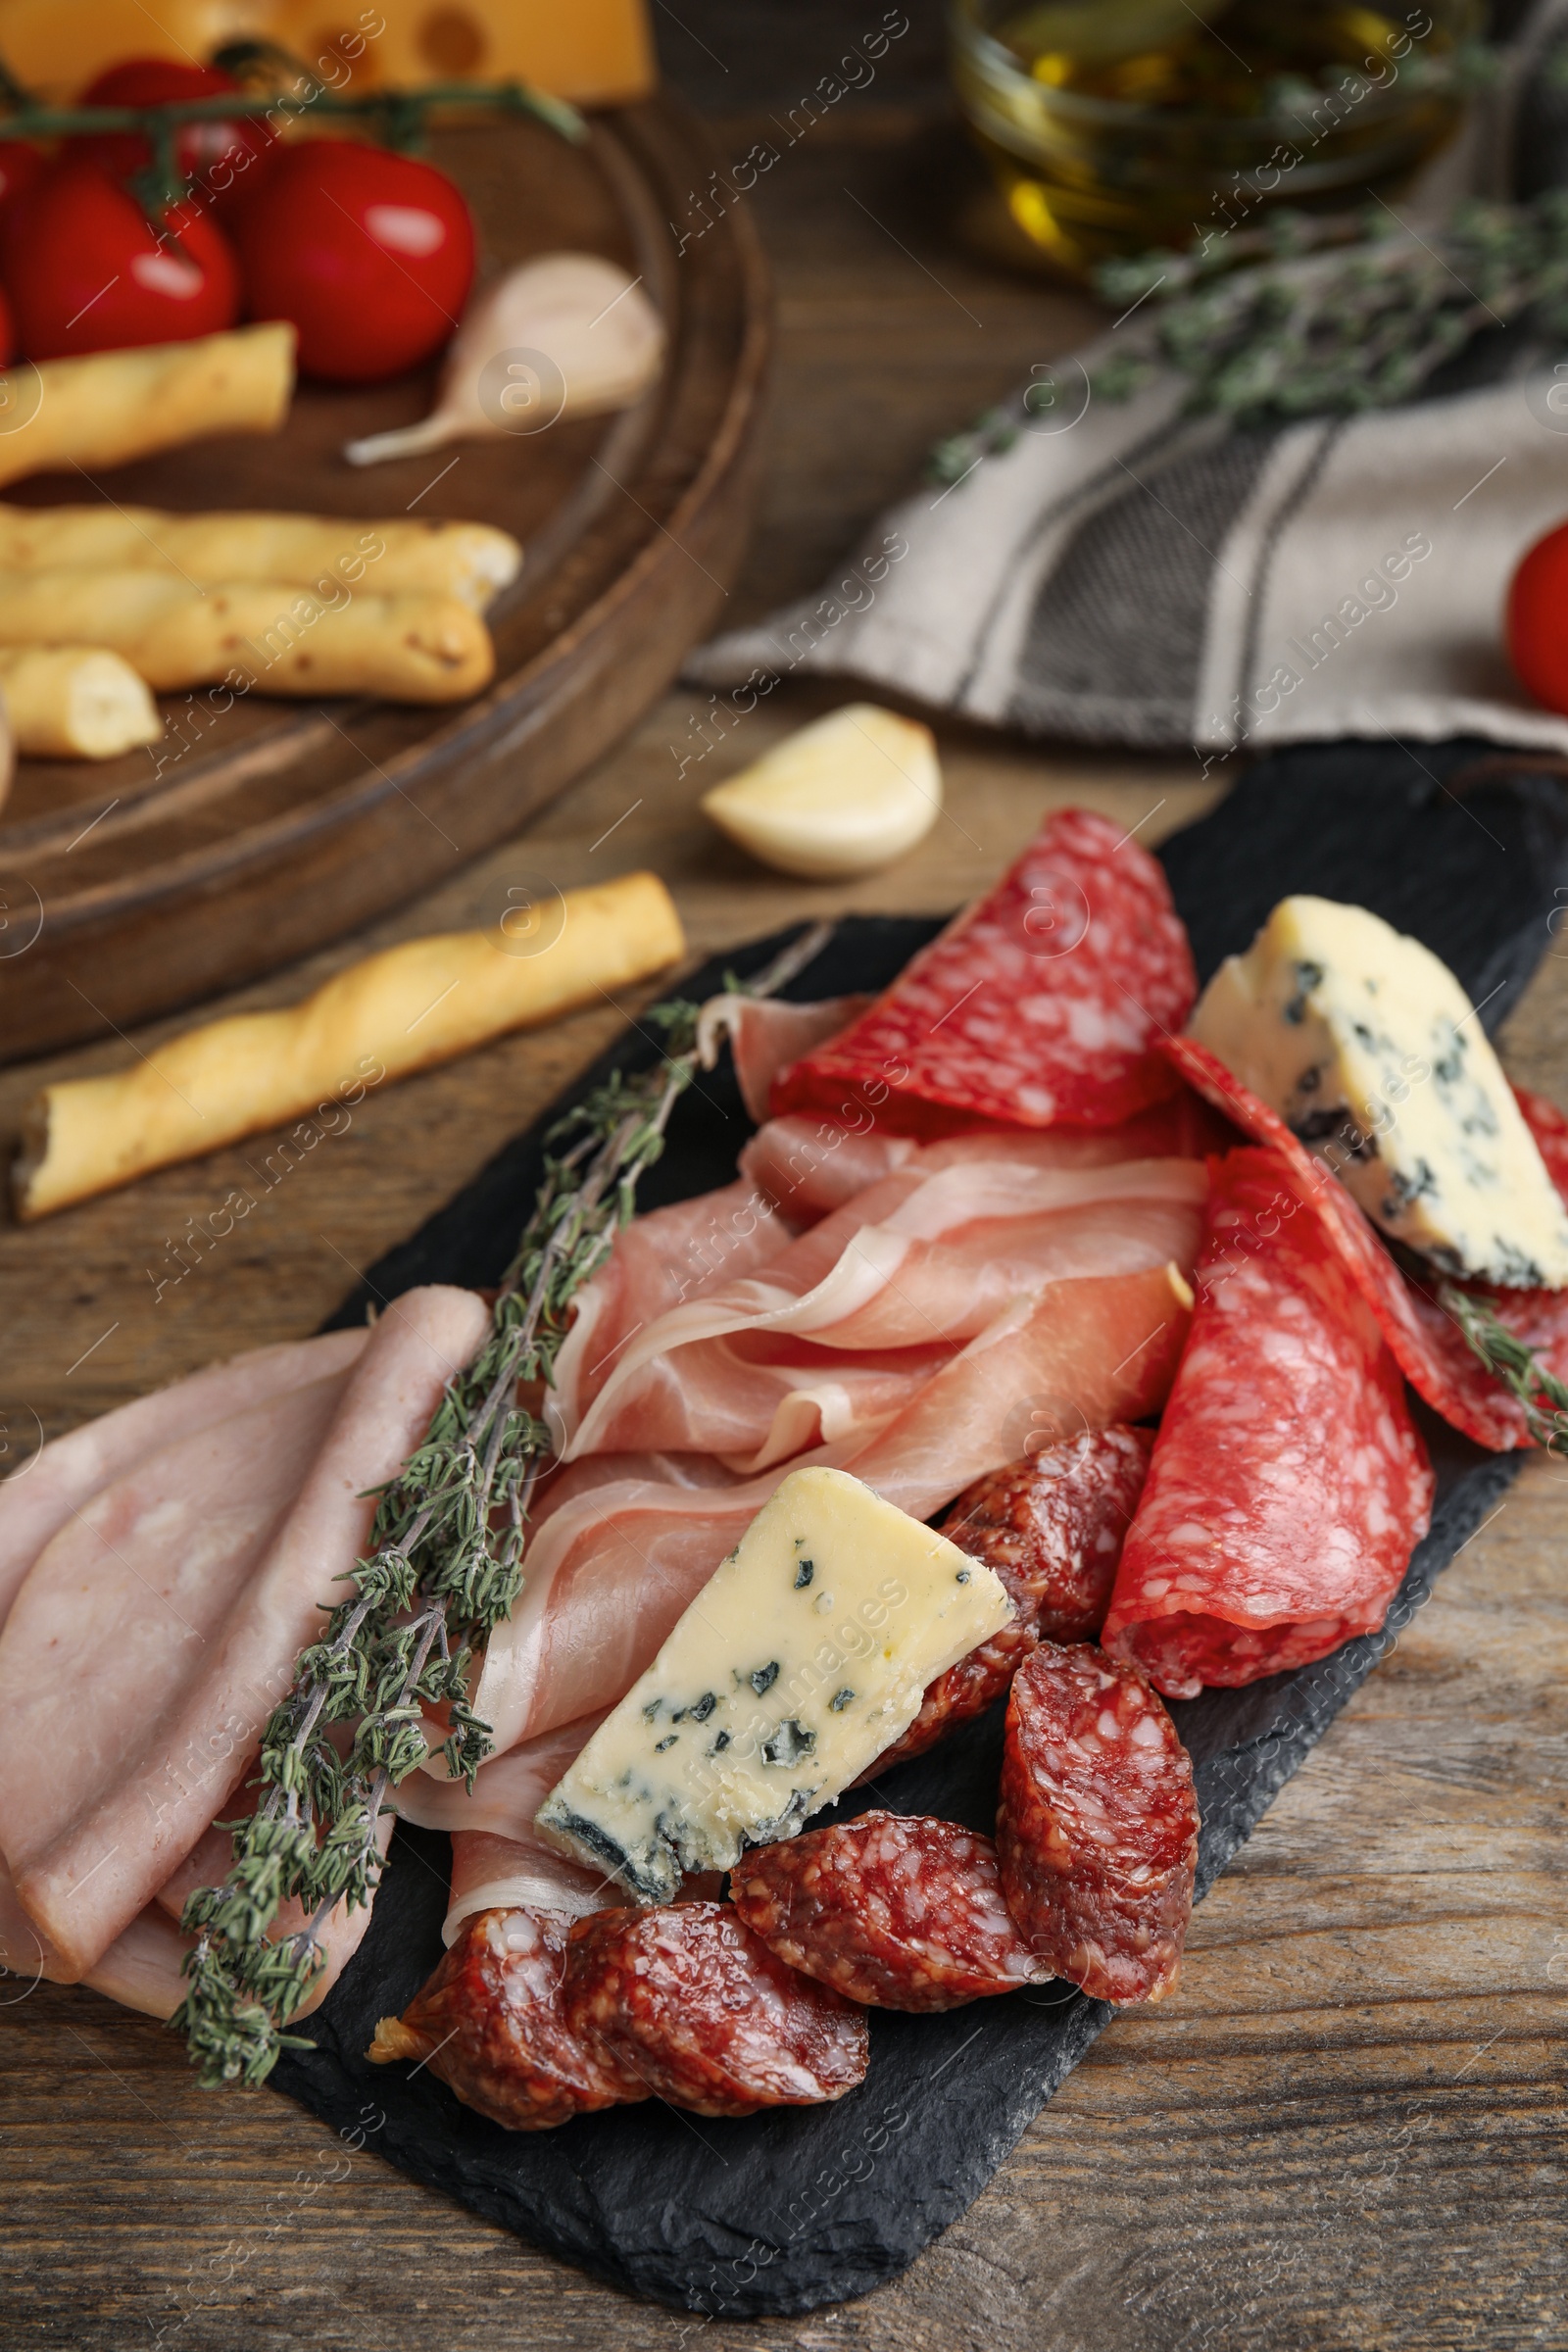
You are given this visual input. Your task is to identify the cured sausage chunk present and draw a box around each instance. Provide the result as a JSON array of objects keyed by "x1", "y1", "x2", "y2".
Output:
[
  {"x1": 733, "y1": 1812, "x2": 1050, "y2": 2011},
  {"x1": 772, "y1": 808, "x2": 1197, "y2": 1134},
  {"x1": 564, "y1": 1900, "x2": 868, "y2": 2117},
  {"x1": 868, "y1": 1426, "x2": 1154, "y2": 1775},
  {"x1": 1102, "y1": 1146, "x2": 1436, "y2": 1697},
  {"x1": 997, "y1": 1643, "x2": 1198, "y2": 2005},
  {"x1": 387, "y1": 1906, "x2": 631, "y2": 2131}
]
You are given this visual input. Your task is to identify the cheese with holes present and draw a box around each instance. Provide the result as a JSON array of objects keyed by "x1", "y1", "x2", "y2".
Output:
[
  {"x1": 535, "y1": 1467, "x2": 1013, "y2": 1903},
  {"x1": 1188, "y1": 895, "x2": 1568, "y2": 1288}
]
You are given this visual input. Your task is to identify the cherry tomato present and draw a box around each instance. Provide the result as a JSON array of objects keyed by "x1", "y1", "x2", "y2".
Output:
[
  {"x1": 1507, "y1": 520, "x2": 1568, "y2": 715},
  {"x1": 0, "y1": 142, "x2": 46, "y2": 228},
  {"x1": 2, "y1": 164, "x2": 240, "y2": 362},
  {"x1": 232, "y1": 140, "x2": 475, "y2": 384},
  {"x1": 70, "y1": 61, "x2": 276, "y2": 219},
  {"x1": 0, "y1": 282, "x2": 16, "y2": 368}
]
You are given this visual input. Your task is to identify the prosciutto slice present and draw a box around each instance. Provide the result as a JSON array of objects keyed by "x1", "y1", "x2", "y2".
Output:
[
  {"x1": 463, "y1": 1258, "x2": 1194, "y2": 1756},
  {"x1": 562, "y1": 1156, "x2": 1206, "y2": 1466},
  {"x1": 0, "y1": 1328, "x2": 368, "y2": 1637},
  {"x1": 696, "y1": 993, "x2": 870, "y2": 1122},
  {"x1": 0, "y1": 1284, "x2": 490, "y2": 1977}
]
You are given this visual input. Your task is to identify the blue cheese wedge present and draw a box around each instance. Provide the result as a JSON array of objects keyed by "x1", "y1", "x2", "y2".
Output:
[
  {"x1": 1189, "y1": 895, "x2": 1568, "y2": 1289},
  {"x1": 535, "y1": 1466, "x2": 1012, "y2": 1903}
]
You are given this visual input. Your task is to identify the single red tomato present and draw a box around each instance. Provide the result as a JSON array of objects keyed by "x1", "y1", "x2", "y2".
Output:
[
  {"x1": 2, "y1": 164, "x2": 240, "y2": 361},
  {"x1": 1508, "y1": 519, "x2": 1568, "y2": 715},
  {"x1": 232, "y1": 139, "x2": 475, "y2": 384},
  {"x1": 0, "y1": 142, "x2": 46, "y2": 228},
  {"x1": 70, "y1": 60, "x2": 275, "y2": 218},
  {"x1": 0, "y1": 281, "x2": 16, "y2": 368}
]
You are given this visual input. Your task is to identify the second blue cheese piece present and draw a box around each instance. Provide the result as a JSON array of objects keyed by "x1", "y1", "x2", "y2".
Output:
[
  {"x1": 535, "y1": 1465, "x2": 1013, "y2": 1903},
  {"x1": 1188, "y1": 895, "x2": 1568, "y2": 1289}
]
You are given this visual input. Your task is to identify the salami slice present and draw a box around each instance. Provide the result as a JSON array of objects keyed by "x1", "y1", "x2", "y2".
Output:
[
  {"x1": 1163, "y1": 1034, "x2": 1535, "y2": 1450},
  {"x1": 564, "y1": 1901, "x2": 868, "y2": 2117},
  {"x1": 864, "y1": 1426, "x2": 1154, "y2": 1776},
  {"x1": 386, "y1": 1906, "x2": 631, "y2": 2132},
  {"x1": 771, "y1": 808, "x2": 1198, "y2": 1133},
  {"x1": 997, "y1": 1642, "x2": 1198, "y2": 2005},
  {"x1": 732, "y1": 1813, "x2": 1050, "y2": 2010},
  {"x1": 1102, "y1": 1146, "x2": 1437, "y2": 1698}
]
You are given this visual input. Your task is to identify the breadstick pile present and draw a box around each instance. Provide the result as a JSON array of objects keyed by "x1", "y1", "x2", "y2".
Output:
[{"x1": 0, "y1": 325, "x2": 524, "y2": 755}]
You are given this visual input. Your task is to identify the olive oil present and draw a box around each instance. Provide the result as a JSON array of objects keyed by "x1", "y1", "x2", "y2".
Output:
[{"x1": 951, "y1": 0, "x2": 1479, "y2": 279}]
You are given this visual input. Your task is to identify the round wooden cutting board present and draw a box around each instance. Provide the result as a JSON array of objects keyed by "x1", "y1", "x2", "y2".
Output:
[{"x1": 0, "y1": 95, "x2": 770, "y2": 1062}]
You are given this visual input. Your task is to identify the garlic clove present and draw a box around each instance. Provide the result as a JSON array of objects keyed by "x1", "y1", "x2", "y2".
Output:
[
  {"x1": 701, "y1": 705, "x2": 943, "y2": 881},
  {"x1": 344, "y1": 254, "x2": 664, "y2": 467}
]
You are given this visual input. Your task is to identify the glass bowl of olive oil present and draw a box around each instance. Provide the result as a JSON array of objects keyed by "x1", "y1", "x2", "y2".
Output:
[{"x1": 951, "y1": 0, "x2": 1481, "y2": 281}]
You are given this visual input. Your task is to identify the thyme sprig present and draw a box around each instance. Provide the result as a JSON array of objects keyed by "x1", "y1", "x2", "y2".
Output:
[
  {"x1": 1439, "y1": 1282, "x2": 1568, "y2": 1452},
  {"x1": 173, "y1": 922, "x2": 832, "y2": 2088},
  {"x1": 1092, "y1": 191, "x2": 1568, "y2": 423}
]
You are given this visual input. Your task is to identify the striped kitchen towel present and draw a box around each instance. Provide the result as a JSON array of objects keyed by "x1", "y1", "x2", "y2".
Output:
[{"x1": 687, "y1": 3, "x2": 1568, "y2": 767}]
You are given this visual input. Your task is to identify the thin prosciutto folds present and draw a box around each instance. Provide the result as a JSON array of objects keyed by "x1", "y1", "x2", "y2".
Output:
[
  {"x1": 1102, "y1": 1148, "x2": 1436, "y2": 1699},
  {"x1": 0, "y1": 1284, "x2": 489, "y2": 1979},
  {"x1": 771, "y1": 808, "x2": 1198, "y2": 1133}
]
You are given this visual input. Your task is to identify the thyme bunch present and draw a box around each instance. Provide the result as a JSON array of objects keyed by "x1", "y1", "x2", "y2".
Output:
[
  {"x1": 1092, "y1": 191, "x2": 1568, "y2": 422},
  {"x1": 1439, "y1": 1282, "x2": 1568, "y2": 1452},
  {"x1": 173, "y1": 923, "x2": 831, "y2": 2088}
]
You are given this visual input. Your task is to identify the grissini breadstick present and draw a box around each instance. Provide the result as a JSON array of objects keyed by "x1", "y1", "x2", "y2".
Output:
[
  {"x1": 0, "y1": 507, "x2": 522, "y2": 612},
  {"x1": 0, "y1": 571, "x2": 494, "y2": 702},
  {"x1": 13, "y1": 872, "x2": 687, "y2": 1221},
  {"x1": 0, "y1": 645, "x2": 161, "y2": 759},
  {"x1": 0, "y1": 324, "x2": 295, "y2": 489}
]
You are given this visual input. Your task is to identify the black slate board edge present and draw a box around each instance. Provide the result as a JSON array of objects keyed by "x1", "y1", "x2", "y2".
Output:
[{"x1": 276, "y1": 745, "x2": 1568, "y2": 2318}]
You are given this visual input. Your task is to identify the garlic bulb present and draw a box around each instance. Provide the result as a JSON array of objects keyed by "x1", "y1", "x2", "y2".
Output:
[
  {"x1": 701, "y1": 706, "x2": 943, "y2": 881},
  {"x1": 344, "y1": 254, "x2": 664, "y2": 468}
]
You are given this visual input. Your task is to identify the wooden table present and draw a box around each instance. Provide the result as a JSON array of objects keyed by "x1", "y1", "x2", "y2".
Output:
[{"x1": 6, "y1": 87, "x2": 1568, "y2": 2352}]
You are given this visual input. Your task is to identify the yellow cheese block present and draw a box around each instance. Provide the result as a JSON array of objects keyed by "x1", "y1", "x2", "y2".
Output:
[
  {"x1": 271, "y1": 0, "x2": 657, "y2": 102},
  {"x1": 0, "y1": 0, "x2": 266, "y2": 97},
  {"x1": 0, "y1": 0, "x2": 655, "y2": 106}
]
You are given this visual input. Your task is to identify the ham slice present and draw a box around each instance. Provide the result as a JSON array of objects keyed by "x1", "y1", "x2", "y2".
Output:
[
  {"x1": 444, "y1": 1830, "x2": 612, "y2": 1943},
  {"x1": 562, "y1": 1157, "x2": 1205, "y2": 1469},
  {"x1": 697, "y1": 993, "x2": 870, "y2": 1122},
  {"x1": 157, "y1": 1808, "x2": 395, "y2": 2019},
  {"x1": 0, "y1": 1329, "x2": 368, "y2": 1638},
  {"x1": 549, "y1": 1178, "x2": 799, "y2": 1444},
  {"x1": 1, "y1": 1284, "x2": 490, "y2": 1978},
  {"x1": 464, "y1": 1259, "x2": 1194, "y2": 1757}
]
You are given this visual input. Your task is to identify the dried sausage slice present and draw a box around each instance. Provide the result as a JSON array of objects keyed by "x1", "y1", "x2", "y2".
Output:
[
  {"x1": 1102, "y1": 1146, "x2": 1436, "y2": 1697},
  {"x1": 997, "y1": 1642, "x2": 1198, "y2": 2005},
  {"x1": 732, "y1": 1812, "x2": 1050, "y2": 2010},
  {"x1": 865, "y1": 1426, "x2": 1153, "y2": 1776},
  {"x1": 564, "y1": 1900, "x2": 868, "y2": 2117},
  {"x1": 772, "y1": 808, "x2": 1198, "y2": 1134},
  {"x1": 383, "y1": 1906, "x2": 631, "y2": 2131}
]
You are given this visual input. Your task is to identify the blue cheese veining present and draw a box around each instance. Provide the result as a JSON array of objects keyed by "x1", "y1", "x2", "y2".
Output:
[
  {"x1": 534, "y1": 1466, "x2": 1013, "y2": 1903},
  {"x1": 1188, "y1": 896, "x2": 1568, "y2": 1288}
]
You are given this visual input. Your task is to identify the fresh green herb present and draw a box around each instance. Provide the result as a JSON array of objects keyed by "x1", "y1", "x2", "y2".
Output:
[
  {"x1": 173, "y1": 922, "x2": 832, "y2": 2088},
  {"x1": 1438, "y1": 1282, "x2": 1568, "y2": 1452},
  {"x1": 1090, "y1": 191, "x2": 1568, "y2": 424}
]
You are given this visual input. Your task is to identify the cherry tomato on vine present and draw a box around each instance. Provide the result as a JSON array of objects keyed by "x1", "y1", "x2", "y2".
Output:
[
  {"x1": 1507, "y1": 519, "x2": 1568, "y2": 716},
  {"x1": 1, "y1": 163, "x2": 240, "y2": 361},
  {"x1": 231, "y1": 139, "x2": 475, "y2": 384},
  {"x1": 70, "y1": 60, "x2": 275, "y2": 217}
]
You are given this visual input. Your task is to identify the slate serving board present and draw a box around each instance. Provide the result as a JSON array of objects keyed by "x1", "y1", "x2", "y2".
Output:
[{"x1": 282, "y1": 738, "x2": 1568, "y2": 2318}]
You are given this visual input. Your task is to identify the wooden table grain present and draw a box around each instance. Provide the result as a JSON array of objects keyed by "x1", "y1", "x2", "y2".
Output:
[{"x1": 4, "y1": 78, "x2": 1567, "y2": 2352}]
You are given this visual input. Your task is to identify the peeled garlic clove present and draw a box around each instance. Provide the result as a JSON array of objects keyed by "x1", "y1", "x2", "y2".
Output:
[
  {"x1": 701, "y1": 705, "x2": 943, "y2": 881},
  {"x1": 344, "y1": 254, "x2": 664, "y2": 467}
]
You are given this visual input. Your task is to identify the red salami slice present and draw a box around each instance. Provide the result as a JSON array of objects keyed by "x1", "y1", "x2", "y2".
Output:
[
  {"x1": 1102, "y1": 1147, "x2": 1437, "y2": 1698},
  {"x1": 996, "y1": 1642, "x2": 1198, "y2": 2005},
  {"x1": 732, "y1": 1813, "x2": 1050, "y2": 2011},
  {"x1": 564, "y1": 1901, "x2": 868, "y2": 2117},
  {"x1": 864, "y1": 1426, "x2": 1154, "y2": 1776},
  {"x1": 1163, "y1": 1034, "x2": 1534, "y2": 1450},
  {"x1": 393, "y1": 1907, "x2": 631, "y2": 2132},
  {"x1": 771, "y1": 808, "x2": 1198, "y2": 1133}
]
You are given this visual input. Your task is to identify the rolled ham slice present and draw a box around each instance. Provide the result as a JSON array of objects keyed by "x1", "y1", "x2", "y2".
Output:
[
  {"x1": 2, "y1": 1284, "x2": 490, "y2": 1978},
  {"x1": 0, "y1": 1328, "x2": 368, "y2": 1637}
]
